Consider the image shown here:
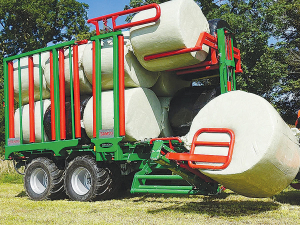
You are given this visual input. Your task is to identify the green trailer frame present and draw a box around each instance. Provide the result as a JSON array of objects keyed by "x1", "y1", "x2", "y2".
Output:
[{"x1": 3, "y1": 4, "x2": 241, "y2": 197}]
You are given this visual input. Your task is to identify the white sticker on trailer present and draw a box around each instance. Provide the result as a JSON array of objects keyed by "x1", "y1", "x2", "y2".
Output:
[
  {"x1": 99, "y1": 129, "x2": 114, "y2": 138},
  {"x1": 7, "y1": 138, "x2": 20, "y2": 146}
]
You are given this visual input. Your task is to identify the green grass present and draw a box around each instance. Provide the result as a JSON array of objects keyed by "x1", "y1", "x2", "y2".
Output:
[
  {"x1": 0, "y1": 157, "x2": 23, "y2": 184},
  {"x1": 1, "y1": 157, "x2": 300, "y2": 224},
  {"x1": 0, "y1": 183, "x2": 300, "y2": 224}
]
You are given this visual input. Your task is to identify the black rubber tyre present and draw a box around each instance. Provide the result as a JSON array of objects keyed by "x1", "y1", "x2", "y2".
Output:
[
  {"x1": 64, "y1": 155, "x2": 121, "y2": 201},
  {"x1": 24, "y1": 157, "x2": 65, "y2": 200}
]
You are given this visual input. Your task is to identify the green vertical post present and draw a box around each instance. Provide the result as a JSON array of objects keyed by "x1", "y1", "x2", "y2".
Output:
[
  {"x1": 95, "y1": 39, "x2": 102, "y2": 138},
  {"x1": 39, "y1": 53, "x2": 45, "y2": 143},
  {"x1": 113, "y1": 35, "x2": 120, "y2": 137},
  {"x1": 217, "y1": 28, "x2": 227, "y2": 94},
  {"x1": 69, "y1": 46, "x2": 75, "y2": 139},
  {"x1": 52, "y1": 49, "x2": 61, "y2": 141},
  {"x1": 18, "y1": 59, "x2": 23, "y2": 144},
  {"x1": 4, "y1": 61, "x2": 9, "y2": 145}
]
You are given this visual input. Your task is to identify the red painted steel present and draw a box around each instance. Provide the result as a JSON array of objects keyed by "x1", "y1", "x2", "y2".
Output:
[
  {"x1": 50, "y1": 51, "x2": 56, "y2": 140},
  {"x1": 178, "y1": 163, "x2": 216, "y2": 183},
  {"x1": 144, "y1": 31, "x2": 242, "y2": 75},
  {"x1": 87, "y1": 3, "x2": 161, "y2": 34},
  {"x1": 92, "y1": 41, "x2": 96, "y2": 138},
  {"x1": 59, "y1": 49, "x2": 66, "y2": 139},
  {"x1": 150, "y1": 137, "x2": 182, "y2": 150},
  {"x1": 118, "y1": 35, "x2": 125, "y2": 137},
  {"x1": 75, "y1": 39, "x2": 88, "y2": 45},
  {"x1": 8, "y1": 61, "x2": 15, "y2": 138},
  {"x1": 28, "y1": 56, "x2": 35, "y2": 143},
  {"x1": 227, "y1": 81, "x2": 232, "y2": 91},
  {"x1": 144, "y1": 32, "x2": 217, "y2": 61},
  {"x1": 233, "y1": 47, "x2": 242, "y2": 73},
  {"x1": 73, "y1": 45, "x2": 81, "y2": 138},
  {"x1": 166, "y1": 128, "x2": 235, "y2": 170}
]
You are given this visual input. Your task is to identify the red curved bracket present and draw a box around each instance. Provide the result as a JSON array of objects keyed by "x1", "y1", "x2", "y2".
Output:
[
  {"x1": 189, "y1": 128, "x2": 235, "y2": 170},
  {"x1": 87, "y1": 3, "x2": 161, "y2": 35},
  {"x1": 166, "y1": 128, "x2": 235, "y2": 170}
]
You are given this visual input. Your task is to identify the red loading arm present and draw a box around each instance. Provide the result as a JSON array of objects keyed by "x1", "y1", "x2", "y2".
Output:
[{"x1": 87, "y1": 3, "x2": 161, "y2": 34}]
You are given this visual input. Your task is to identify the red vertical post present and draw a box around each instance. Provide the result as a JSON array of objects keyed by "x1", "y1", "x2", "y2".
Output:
[
  {"x1": 50, "y1": 51, "x2": 56, "y2": 140},
  {"x1": 227, "y1": 81, "x2": 232, "y2": 91},
  {"x1": 118, "y1": 35, "x2": 125, "y2": 136},
  {"x1": 59, "y1": 49, "x2": 66, "y2": 140},
  {"x1": 73, "y1": 45, "x2": 81, "y2": 138},
  {"x1": 92, "y1": 41, "x2": 96, "y2": 138},
  {"x1": 28, "y1": 56, "x2": 35, "y2": 143},
  {"x1": 8, "y1": 61, "x2": 15, "y2": 138}
]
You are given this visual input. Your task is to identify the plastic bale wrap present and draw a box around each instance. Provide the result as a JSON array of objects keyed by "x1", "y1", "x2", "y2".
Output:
[
  {"x1": 169, "y1": 86, "x2": 220, "y2": 136},
  {"x1": 129, "y1": 0, "x2": 210, "y2": 72},
  {"x1": 83, "y1": 88, "x2": 162, "y2": 142},
  {"x1": 43, "y1": 45, "x2": 92, "y2": 95},
  {"x1": 82, "y1": 34, "x2": 159, "y2": 90},
  {"x1": 151, "y1": 72, "x2": 191, "y2": 97},
  {"x1": 183, "y1": 91, "x2": 300, "y2": 197},
  {"x1": 43, "y1": 95, "x2": 91, "y2": 144},
  {"x1": 159, "y1": 97, "x2": 173, "y2": 137},
  {"x1": 14, "y1": 100, "x2": 51, "y2": 143},
  {"x1": 13, "y1": 54, "x2": 50, "y2": 104}
]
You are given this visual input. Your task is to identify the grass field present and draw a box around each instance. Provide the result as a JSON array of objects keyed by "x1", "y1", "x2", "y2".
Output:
[{"x1": 1, "y1": 158, "x2": 300, "y2": 224}]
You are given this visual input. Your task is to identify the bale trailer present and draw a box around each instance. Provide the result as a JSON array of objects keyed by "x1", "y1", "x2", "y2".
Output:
[{"x1": 3, "y1": 4, "x2": 245, "y2": 201}]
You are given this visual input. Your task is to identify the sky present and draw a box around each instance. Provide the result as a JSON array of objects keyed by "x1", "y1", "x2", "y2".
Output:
[{"x1": 81, "y1": 0, "x2": 131, "y2": 29}]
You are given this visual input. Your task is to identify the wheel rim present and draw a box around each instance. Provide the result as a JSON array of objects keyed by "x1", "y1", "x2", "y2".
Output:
[
  {"x1": 71, "y1": 167, "x2": 92, "y2": 195},
  {"x1": 30, "y1": 168, "x2": 48, "y2": 194}
]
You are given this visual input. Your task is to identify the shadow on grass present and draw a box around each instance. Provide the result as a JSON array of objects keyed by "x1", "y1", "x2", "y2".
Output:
[
  {"x1": 147, "y1": 200, "x2": 280, "y2": 217},
  {"x1": 273, "y1": 189, "x2": 300, "y2": 205},
  {"x1": 16, "y1": 191, "x2": 27, "y2": 198}
]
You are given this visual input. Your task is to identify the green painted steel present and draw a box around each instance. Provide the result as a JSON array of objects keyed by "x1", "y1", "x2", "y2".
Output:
[
  {"x1": 130, "y1": 140, "x2": 219, "y2": 195},
  {"x1": 18, "y1": 59, "x2": 23, "y2": 144},
  {"x1": 39, "y1": 53, "x2": 45, "y2": 143},
  {"x1": 217, "y1": 28, "x2": 236, "y2": 94},
  {"x1": 5, "y1": 139, "x2": 79, "y2": 160},
  {"x1": 95, "y1": 38, "x2": 102, "y2": 138},
  {"x1": 69, "y1": 46, "x2": 75, "y2": 139},
  {"x1": 4, "y1": 61, "x2": 8, "y2": 146},
  {"x1": 135, "y1": 174, "x2": 183, "y2": 180},
  {"x1": 218, "y1": 28, "x2": 227, "y2": 94},
  {"x1": 4, "y1": 41, "x2": 75, "y2": 62}
]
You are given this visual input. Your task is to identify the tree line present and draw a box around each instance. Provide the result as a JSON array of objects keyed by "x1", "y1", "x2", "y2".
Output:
[{"x1": 0, "y1": 0, "x2": 299, "y2": 153}]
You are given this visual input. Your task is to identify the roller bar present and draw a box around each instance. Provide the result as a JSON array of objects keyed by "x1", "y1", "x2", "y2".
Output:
[
  {"x1": 28, "y1": 56, "x2": 35, "y2": 143},
  {"x1": 59, "y1": 49, "x2": 66, "y2": 140},
  {"x1": 8, "y1": 61, "x2": 14, "y2": 138},
  {"x1": 88, "y1": 3, "x2": 161, "y2": 34}
]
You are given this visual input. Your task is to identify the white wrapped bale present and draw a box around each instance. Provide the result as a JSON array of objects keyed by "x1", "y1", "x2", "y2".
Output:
[
  {"x1": 82, "y1": 36, "x2": 159, "y2": 90},
  {"x1": 183, "y1": 91, "x2": 300, "y2": 197},
  {"x1": 129, "y1": 0, "x2": 210, "y2": 71},
  {"x1": 14, "y1": 100, "x2": 51, "y2": 143},
  {"x1": 43, "y1": 45, "x2": 92, "y2": 95},
  {"x1": 13, "y1": 54, "x2": 50, "y2": 104},
  {"x1": 83, "y1": 88, "x2": 162, "y2": 142},
  {"x1": 152, "y1": 72, "x2": 191, "y2": 97},
  {"x1": 159, "y1": 97, "x2": 173, "y2": 137}
]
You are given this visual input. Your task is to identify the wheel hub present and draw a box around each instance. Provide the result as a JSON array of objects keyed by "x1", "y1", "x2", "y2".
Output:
[
  {"x1": 30, "y1": 168, "x2": 48, "y2": 194},
  {"x1": 71, "y1": 167, "x2": 92, "y2": 195}
]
